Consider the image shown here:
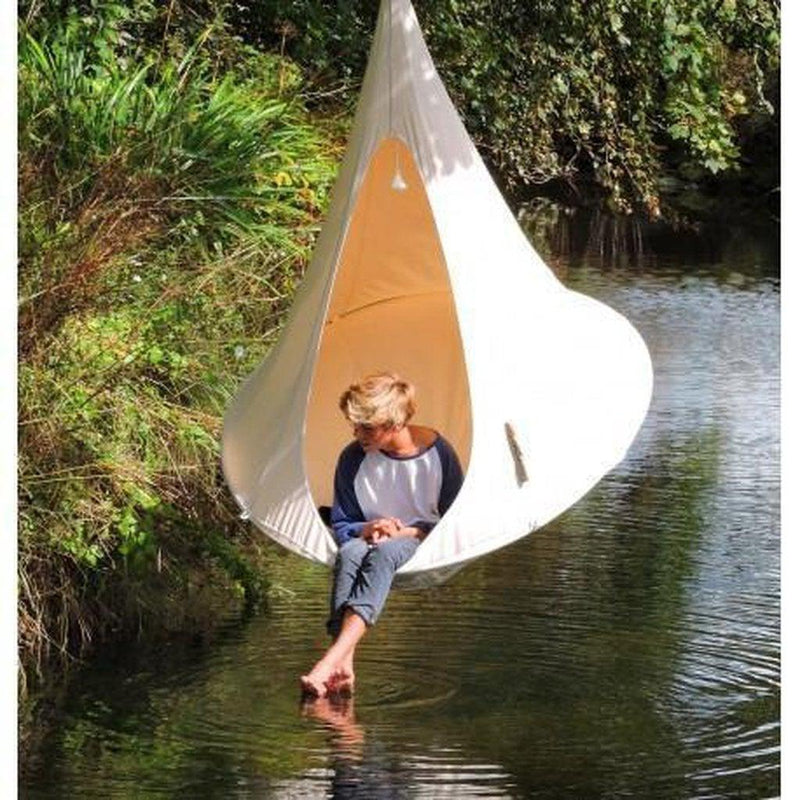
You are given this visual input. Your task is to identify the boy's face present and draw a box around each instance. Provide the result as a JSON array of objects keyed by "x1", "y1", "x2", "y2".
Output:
[{"x1": 352, "y1": 422, "x2": 395, "y2": 452}]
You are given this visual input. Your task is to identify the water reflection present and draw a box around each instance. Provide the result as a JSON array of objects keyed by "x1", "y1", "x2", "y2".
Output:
[
  {"x1": 519, "y1": 199, "x2": 779, "y2": 280},
  {"x1": 294, "y1": 694, "x2": 519, "y2": 799},
  {"x1": 21, "y1": 212, "x2": 779, "y2": 799}
]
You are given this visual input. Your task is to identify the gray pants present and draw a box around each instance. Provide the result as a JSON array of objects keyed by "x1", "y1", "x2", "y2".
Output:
[{"x1": 327, "y1": 536, "x2": 420, "y2": 637}]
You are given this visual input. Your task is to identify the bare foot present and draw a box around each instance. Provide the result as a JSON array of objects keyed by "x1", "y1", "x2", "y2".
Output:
[
  {"x1": 300, "y1": 672, "x2": 327, "y2": 698},
  {"x1": 301, "y1": 611, "x2": 365, "y2": 699},
  {"x1": 326, "y1": 648, "x2": 356, "y2": 695},
  {"x1": 325, "y1": 666, "x2": 355, "y2": 696},
  {"x1": 300, "y1": 659, "x2": 337, "y2": 698}
]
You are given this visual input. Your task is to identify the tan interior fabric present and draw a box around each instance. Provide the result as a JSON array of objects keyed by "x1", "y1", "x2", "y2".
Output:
[{"x1": 304, "y1": 138, "x2": 472, "y2": 507}]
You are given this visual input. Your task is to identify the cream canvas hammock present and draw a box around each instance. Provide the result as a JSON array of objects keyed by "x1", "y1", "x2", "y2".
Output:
[{"x1": 221, "y1": 0, "x2": 653, "y2": 586}]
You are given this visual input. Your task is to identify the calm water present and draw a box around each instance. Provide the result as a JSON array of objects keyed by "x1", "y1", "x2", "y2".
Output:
[{"x1": 22, "y1": 214, "x2": 780, "y2": 799}]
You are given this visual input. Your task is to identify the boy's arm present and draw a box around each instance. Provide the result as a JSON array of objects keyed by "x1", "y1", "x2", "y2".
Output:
[
  {"x1": 330, "y1": 444, "x2": 367, "y2": 546},
  {"x1": 436, "y1": 437, "x2": 464, "y2": 516}
]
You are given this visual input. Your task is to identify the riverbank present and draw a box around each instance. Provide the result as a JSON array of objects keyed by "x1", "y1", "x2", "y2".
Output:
[{"x1": 18, "y1": 9, "x2": 345, "y2": 697}]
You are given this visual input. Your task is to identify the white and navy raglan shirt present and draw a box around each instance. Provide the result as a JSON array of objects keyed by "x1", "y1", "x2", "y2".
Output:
[{"x1": 330, "y1": 435, "x2": 464, "y2": 546}]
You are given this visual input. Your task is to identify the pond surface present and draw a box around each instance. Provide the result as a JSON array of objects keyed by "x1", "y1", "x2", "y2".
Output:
[{"x1": 22, "y1": 213, "x2": 780, "y2": 799}]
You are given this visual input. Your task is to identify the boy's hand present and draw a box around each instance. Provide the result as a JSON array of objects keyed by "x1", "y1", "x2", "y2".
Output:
[
  {"x1": 393, "y1": 526, "x2": 423, "y2": 540},
  {"x1": 362, "y1": 517, "x2": 402, "y2": 543}
]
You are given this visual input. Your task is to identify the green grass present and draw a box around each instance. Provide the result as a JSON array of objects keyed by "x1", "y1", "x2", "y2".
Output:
[{"x1": 18, "y1": 14, "x2": 346, "y2": 683}]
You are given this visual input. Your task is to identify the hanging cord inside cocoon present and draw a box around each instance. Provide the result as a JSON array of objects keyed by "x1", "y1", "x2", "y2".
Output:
[{"x1": 387, "y1": 1, "x2": 406, "y2": 192}]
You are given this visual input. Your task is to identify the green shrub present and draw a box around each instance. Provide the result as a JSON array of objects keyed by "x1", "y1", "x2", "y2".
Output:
[
  {"x1": 237, "y1": 0, "x2": 779, "y2": 215},
  {"x1": 18, "y1": 7, "x2": 341, "y2": 677}
]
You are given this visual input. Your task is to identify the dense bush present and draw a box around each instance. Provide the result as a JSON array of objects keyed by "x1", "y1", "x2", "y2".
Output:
[
  {"x1": 232, "y1": 0, "x2": 779, "y2": 216},
  {"x1": 18, "y1": 3, "x2": 342, "y2": 677}
]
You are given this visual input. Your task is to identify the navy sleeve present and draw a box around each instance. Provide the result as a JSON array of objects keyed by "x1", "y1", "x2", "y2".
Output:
[
  {"x1": 434, "y1": 436, "x2": 464, "y2": 518},
  {"x1": 330, "y1": 442, "x2": 367, "y2": 546}
]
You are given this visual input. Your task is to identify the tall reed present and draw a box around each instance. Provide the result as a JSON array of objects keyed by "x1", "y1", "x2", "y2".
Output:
[{"x1": 18, "y1": 12, "x2": 344, "y2": 682}]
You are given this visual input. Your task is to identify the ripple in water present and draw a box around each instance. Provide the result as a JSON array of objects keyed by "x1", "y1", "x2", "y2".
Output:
[{"x1": 22, "y1": 259, "x2": 779, "y2": 799}]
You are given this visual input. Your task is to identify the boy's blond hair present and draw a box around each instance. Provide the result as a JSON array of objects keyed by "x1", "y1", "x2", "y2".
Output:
[{"x1": 339, "y1": 372, "x2": 417, "y2": 428}]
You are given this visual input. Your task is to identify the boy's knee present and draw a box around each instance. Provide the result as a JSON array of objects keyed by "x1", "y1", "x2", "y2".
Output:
[
  {"x1": 372, "y1": 537, "x2": 419, "y2": 568},
  {"x1": 336, "y1": 537, "x2": 367, "y2": 566},
  {"x1": 341, "y1": 537, "x2": 366, "y2": 554}
]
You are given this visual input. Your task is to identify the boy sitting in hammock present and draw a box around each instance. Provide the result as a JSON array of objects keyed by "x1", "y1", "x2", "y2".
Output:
[{"x1": 301, "y1": 372, "x2": 463, "y2": 698}]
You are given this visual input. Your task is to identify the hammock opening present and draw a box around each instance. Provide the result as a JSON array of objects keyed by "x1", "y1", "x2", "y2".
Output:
[{"x1": 304, "y1": 137, "x2": 473, "y2": 526}]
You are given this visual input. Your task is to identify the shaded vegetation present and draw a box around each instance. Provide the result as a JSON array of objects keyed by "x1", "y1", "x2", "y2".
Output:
[{"x1": 236, "y1": 0, "x2": 779, "y2": 217}]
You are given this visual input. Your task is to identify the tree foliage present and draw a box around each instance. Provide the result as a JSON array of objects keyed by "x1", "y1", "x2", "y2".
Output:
[
  {"x1": 21, "y1": 0, "x2": 779, "y2": 214},
  {"x1": 232, "y1": 0, "x2": 780, "y2": 216}
]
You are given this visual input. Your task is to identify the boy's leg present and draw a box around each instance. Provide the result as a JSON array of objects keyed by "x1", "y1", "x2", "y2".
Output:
[
  {"x1": 342, "y1": 537, "x2": 419, "y2": 629},
  {"x1": 326, "y1": 538, "x2": 419, "y2": 693},
  {"x1": 302, "y1": 609, "x2": 367, "y2": 698},
  {"x1": 327, "y1": 538, "x2": 370, "y2": 637},
  {"x1": 302, "y1": 537, "x2": 419, "y2": 697}
]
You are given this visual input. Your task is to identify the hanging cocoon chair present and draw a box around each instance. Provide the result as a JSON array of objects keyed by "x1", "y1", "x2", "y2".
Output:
[{"x1": 221, "y1": 0, "x2": 654, "y2": 587}]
